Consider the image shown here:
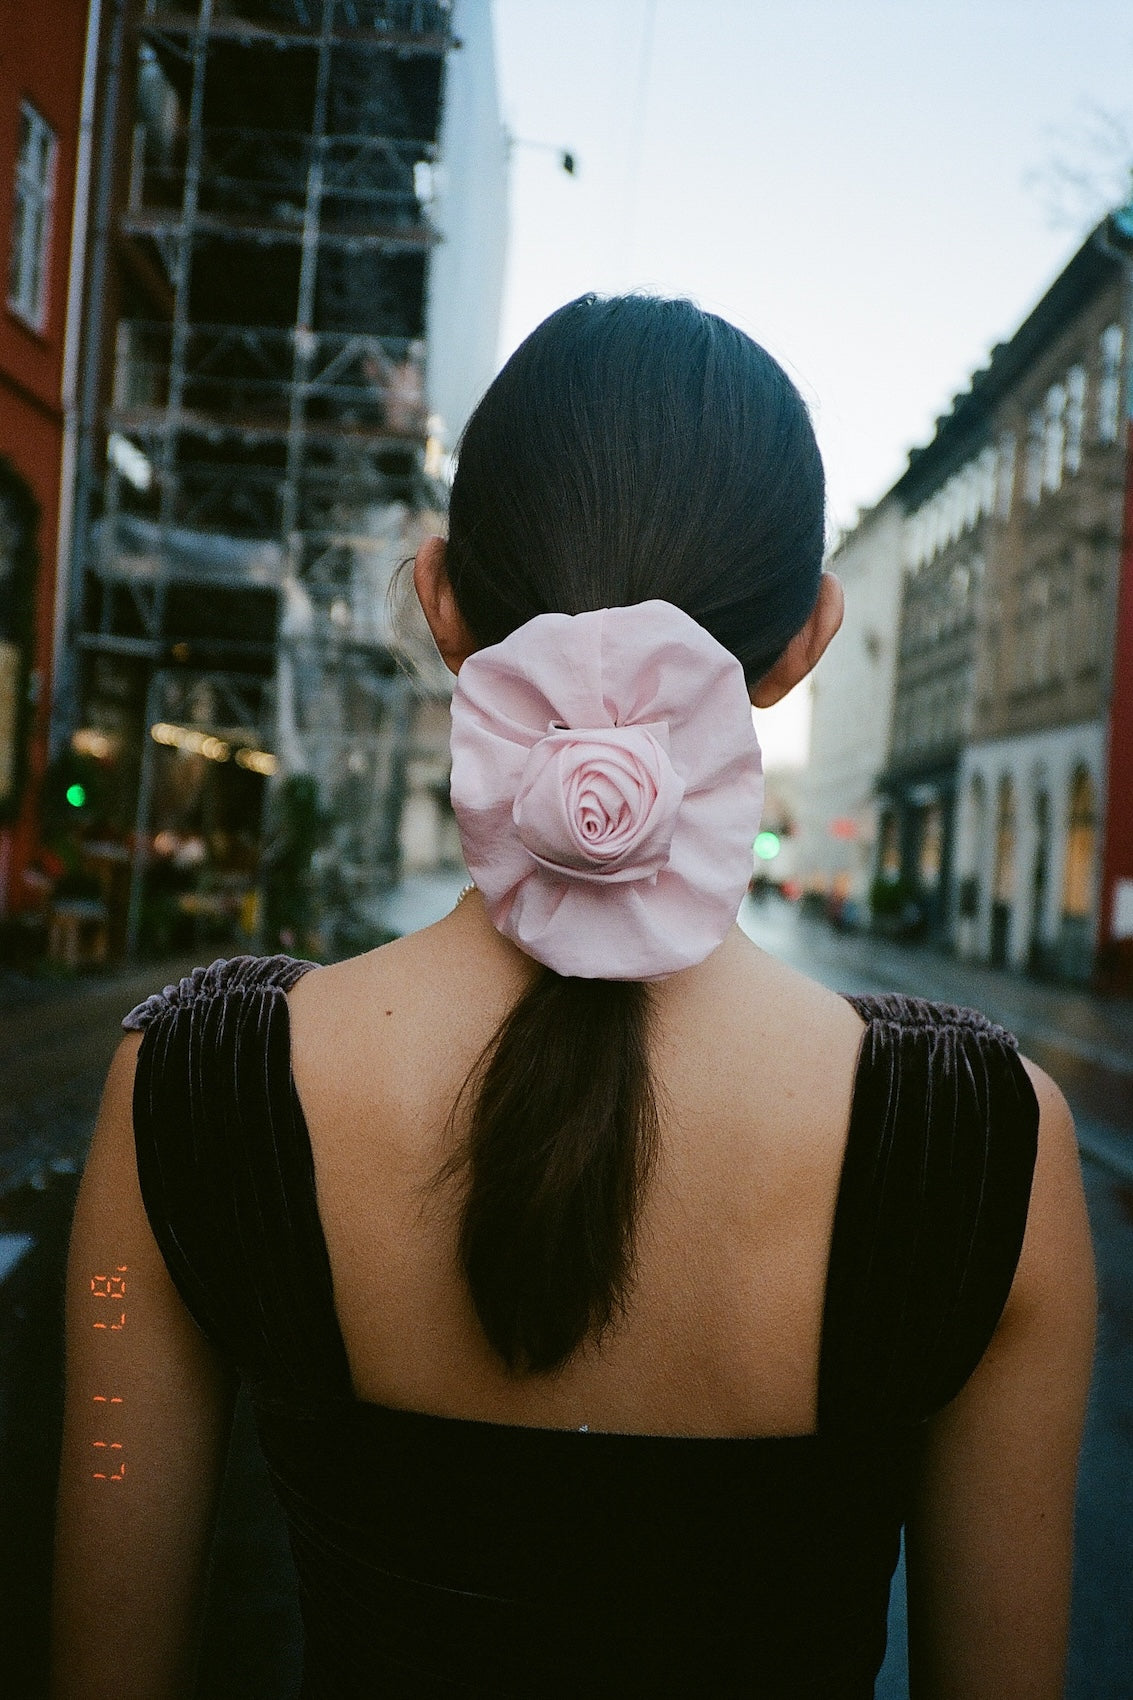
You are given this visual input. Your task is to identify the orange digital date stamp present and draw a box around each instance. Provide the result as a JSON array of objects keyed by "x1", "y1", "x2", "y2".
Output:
[{"x1": 90, "y1": 1265, "x2": 127, "y2": 1482}]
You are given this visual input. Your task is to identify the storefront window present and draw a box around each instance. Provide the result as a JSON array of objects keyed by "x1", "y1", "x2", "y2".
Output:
[
  {"x1": 993, "y1": 776, "x2": 1016, "y2": 904},
  {"x1": 1061, "y1": 766, "x2": 1096, "y2": 920},
  {"x1": 963, "y1": 773, "x2": 985, "y2": 887},
  {"x1": 919, "y1": 802, "x2": 942, "y2": 890}
]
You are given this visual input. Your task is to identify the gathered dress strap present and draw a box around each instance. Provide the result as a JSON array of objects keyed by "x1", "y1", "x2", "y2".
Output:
[
  {"x1": 818, "y1": 994, "x2": 1040, "y2": 1433},
  {"x1": 124, "y1": 954, "x2": 355, "y2": 1413}
]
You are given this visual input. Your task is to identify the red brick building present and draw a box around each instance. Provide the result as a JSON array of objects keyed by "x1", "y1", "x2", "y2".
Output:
[{"x1": 0, "y1": 0, "x2": 93, "y2": 927}]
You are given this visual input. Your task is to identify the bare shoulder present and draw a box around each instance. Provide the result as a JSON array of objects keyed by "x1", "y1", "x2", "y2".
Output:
[
  {"x1": 289, "y1": 922, "x2": 445, "y2": 1020},
  {"x1": 709, "y1": 927, "x2": 867, "y2": 1076},
  {"x1": 647, "y1": 926, "x2": 868, "y2": 1165},
  {"x1": 285, "y1": 901, "x2": 537, "y2": 1117},
  {"x1": 1017, "y1": 1053, "x2": 1074, "y2": 1138},
  {"x1": 1008, "y1": 1056, "x2": 1095, "y2": 1328},
  {"x1": 291, "y1": 902, "x2": 528, "y2": 1027}
]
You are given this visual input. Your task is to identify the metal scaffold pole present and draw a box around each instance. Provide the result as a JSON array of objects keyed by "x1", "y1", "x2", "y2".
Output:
[
  {"x1": 124, "y1": 0, "x2": 215, "y2": 958},
  {"x1": 53, "y1": 0, "x2": 129, "y2": 757}
]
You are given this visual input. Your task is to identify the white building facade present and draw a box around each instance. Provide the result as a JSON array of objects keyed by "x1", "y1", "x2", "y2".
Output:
[
  {"x1": 948, "y1": 238, "x2": 1126, "y2": 981},
  {"x1": 794, "y1": 496, "x2": 905, "y2": 909},
  {"x1": 954, "y1": 722, "x2": 1106, "y2": 979}
]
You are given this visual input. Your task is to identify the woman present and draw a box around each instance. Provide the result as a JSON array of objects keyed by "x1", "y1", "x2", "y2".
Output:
[{"x1": 52, "y1": 296, "x2": 1094, "y2": 1698}]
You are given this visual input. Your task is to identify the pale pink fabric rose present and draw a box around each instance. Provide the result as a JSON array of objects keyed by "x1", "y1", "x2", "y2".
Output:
[
  {"x1": 513, "y1": 724, "x2": 685, "y2": 882},
  {"x1": 449, "y1": 600, "x2": 764, "y2": 980}
]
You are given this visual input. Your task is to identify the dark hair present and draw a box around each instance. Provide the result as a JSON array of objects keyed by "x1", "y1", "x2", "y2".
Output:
[{"x1": 443, "y1": 294, "x2": 825, "y2": 1374}]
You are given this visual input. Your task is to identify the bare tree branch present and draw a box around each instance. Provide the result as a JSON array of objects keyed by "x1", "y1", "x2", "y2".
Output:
[{"x1": 1026, "y1": 99, "x2": 1133, "y2": 232}]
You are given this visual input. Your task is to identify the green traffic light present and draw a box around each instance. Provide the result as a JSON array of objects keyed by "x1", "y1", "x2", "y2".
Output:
[
  {"x1": 65, "y1": 782, "x2": 87, "y2": 808},
  {"x1": 754, "y1": 830, "x2": 781, "y2": 861}
]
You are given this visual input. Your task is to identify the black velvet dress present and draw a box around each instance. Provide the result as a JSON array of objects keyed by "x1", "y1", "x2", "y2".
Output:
[{"x1": 124, "y1": 954, "x2": 1038, "y2": 1699}]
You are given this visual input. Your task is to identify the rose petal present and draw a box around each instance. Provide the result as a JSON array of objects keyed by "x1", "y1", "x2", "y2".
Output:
[{"x1": 513, "y1": 725, "x2": 683, "y2": 879}]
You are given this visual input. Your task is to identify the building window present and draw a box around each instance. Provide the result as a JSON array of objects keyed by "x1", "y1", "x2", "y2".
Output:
[
  {"x1": 907, "y1": 511, "x2": 924, "y2": 571},
  {"x1": 1065, "y1": 365, "x2": 1087, "y2": 474},
  {"x1": 959, "y1": 462, "x2": 979, "y2": 532},
  {"x1": 993, "y1": 776, "x2": 1016, "y2": 904},
  {"x1": 1098, "y1": 324, "x2": 1124, "y2": 445},
  {"x1": 1042, "y1": 383, "x2": 1067, "y2": 492},
  {"x1": 996, "y1": 431, "x2": 1016, "y2": 519},
  {"x1": 1024, "y1": 409, "x2": 1044, "y2": 504},
  {"x1": 1061, "y1": 766, "x2": 1096, "y2": 919},
  {"x1": 977, "y1": 445, "x2": 997, "y2": 519},
  {"x1": 919, "y1": 802, "x2": 943, "y2": 890},
  {"x1": 7, "y1": 102, "x2": 56, "y2": 331},
  {"x1": 950, "y1": 559, "x2": 971, "y2": 613},
  {"x1": 962, "y1": 772, "x2": 986, "y2": 888},
  {"x1": 879, "y1": 811, "x2": 900, "y2": 881}
]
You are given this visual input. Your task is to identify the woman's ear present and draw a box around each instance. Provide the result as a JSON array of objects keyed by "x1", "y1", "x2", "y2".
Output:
[
  {"x1": 749, "y1": 571, "x2": 844, "y2": 709},
  {"x1": 413, "y1": 536, "x2": 479, "y2": 674}
]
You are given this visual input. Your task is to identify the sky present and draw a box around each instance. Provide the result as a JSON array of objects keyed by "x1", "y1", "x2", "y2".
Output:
[{"x1": 488, "y1": 0, "x2": 1133, "y2": 765}]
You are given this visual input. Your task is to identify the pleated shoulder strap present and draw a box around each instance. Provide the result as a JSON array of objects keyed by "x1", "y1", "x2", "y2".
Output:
[
  {"x1": 125, "y1": 955, "x2": 354, "y2": 1413},
  {"x1": 818, "y1": 993, "x2": 1040, "y2": 1433}
]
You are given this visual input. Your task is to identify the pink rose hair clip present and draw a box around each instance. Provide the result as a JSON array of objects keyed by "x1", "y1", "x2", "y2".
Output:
[{"x1": 449, "y1": 600, "x2": 764, "y2": 980}]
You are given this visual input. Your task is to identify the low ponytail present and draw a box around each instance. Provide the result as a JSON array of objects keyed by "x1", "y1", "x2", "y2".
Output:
[
  {"x1": 437, "y1": 293, "x2": 825, "y2": 1376},
  {"x1": 444, "y1": 971, "x2": 658, "y2": 1375}
]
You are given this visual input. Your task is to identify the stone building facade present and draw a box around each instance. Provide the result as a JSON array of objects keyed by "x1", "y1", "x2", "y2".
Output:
[
  {"x1": 877, "y1": 224, "x2": 1127, "y2": 980},
  {"x1": 875, "y1": 386, "x2": 998, "y2": 943},
  {"x1": 952, "y1": 235, "x2": 1125, "y2": 979}
]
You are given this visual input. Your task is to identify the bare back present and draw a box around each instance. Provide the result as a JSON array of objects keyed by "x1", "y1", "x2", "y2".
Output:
[{"x1": 287, "y1": 889, "x2": 867, "y2": 1438}]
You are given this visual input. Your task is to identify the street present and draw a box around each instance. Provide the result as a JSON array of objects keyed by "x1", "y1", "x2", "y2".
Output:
[{"x1": 2, "y1": 899, "x2": 1132, "y2": 1697}]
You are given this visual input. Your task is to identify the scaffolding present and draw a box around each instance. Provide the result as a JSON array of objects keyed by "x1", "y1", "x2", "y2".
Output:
[{"x1": 73, "y1": 0, "x2": 454, "y2": 955}]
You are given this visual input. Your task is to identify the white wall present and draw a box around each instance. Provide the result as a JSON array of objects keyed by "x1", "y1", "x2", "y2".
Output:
[
  {"x1": 794, "y1": 497, "x2": 905, "y2": 901},
  {"x1": 426, "y1": 0, "x2": 510, "y2": 454}
]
